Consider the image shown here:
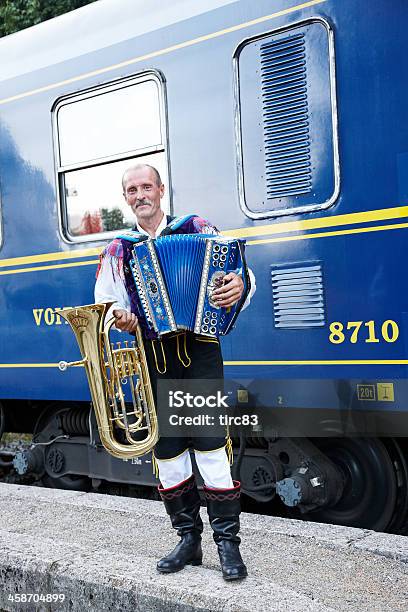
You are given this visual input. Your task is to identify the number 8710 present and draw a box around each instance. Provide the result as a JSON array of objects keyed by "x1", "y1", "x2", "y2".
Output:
[{"x1": 329, "y1": 320, "x2": 399, "y2": 344}]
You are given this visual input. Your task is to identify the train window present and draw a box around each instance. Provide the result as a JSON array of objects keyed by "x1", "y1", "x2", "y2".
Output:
[
  {"x1": 53, "y1": 73, "x2": 169, "y2": 242},
  {"x1": 234, "y1": 18, "x2": 339, "y2": 219}
]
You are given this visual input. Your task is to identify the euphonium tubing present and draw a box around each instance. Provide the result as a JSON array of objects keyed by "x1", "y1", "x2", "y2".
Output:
[{"x1": 57, "y1": 303, "x2": 158, "y2": 458}]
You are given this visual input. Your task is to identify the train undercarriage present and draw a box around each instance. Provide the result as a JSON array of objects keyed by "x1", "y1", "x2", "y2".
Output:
[{"x1": 1, "y1": 400, "x2": 407, "y2": 535}]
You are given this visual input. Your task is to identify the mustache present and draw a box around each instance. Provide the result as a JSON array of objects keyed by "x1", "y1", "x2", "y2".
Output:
[{"x1": 135, "y1": 199, "x2": 151, "y2": 208}]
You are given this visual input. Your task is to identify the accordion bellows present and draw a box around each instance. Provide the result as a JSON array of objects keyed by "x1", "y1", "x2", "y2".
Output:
[{"x1": 130, "y1": 234, "x2": 250, "y2": 337}]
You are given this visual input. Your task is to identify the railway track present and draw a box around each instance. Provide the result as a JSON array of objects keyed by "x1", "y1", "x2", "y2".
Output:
[{"x1": 2, "y1": 432, "x2": 408, "y2": 534}]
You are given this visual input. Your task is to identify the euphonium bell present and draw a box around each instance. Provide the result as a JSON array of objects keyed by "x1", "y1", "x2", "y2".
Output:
[{"x1": 57, "y1": 302, "x2": 158, "y2": 458}]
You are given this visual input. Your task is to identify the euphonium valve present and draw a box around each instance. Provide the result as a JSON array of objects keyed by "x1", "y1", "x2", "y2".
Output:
[{"x1": 57, "y1": 303, "x2": 158, "y2": 458}]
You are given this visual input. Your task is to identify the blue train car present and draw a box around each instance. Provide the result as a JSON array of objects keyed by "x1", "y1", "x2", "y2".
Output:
[{"x1": 1, "y1": 0, "x2": 407, "y2": 532}]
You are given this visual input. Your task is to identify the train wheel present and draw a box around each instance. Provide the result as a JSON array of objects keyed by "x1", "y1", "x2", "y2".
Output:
[
  {"x1": 382, "y1": 438, "x2": 408, "y2": 534},
  {"x1": 305, "y1": 438, "x2": 397, "y2": 532},
  {"x1": 33, "y1": 403, "x2": 92, "y2": 492},
  {"x1": 40, "y1": 473, "x2": 91, "y2": 491}
]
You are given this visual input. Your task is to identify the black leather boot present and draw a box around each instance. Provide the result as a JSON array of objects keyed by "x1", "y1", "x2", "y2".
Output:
[
  {"x1": 157, "y1": 474, "x2": 203, "y2": 573},
  {"x1": 204, "y1": 480, "x2": 248, "y2": 581}
]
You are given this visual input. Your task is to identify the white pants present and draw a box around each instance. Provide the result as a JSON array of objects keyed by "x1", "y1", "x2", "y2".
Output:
[{"x1": 155, "y1": 447, "x2": 233, "y2": 489}]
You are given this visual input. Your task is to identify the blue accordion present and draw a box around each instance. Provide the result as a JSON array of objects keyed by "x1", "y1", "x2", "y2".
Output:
[{"x1": 130, "y1": 234, "x2": 250, "y2": 338}]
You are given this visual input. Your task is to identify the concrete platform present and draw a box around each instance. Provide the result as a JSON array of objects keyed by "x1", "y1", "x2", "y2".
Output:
[{"x1": 0, "y1": 483, "x2": 407, "y2": 611}]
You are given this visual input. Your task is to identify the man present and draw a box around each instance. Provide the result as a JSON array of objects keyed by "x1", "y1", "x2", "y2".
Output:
[{"x1": 95, "y1": 164, "x2": 256, "y2": 581}]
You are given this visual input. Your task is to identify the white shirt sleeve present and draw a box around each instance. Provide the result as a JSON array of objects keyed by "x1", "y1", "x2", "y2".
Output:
[
  {"x1": 94, "y1": 255, "x2": 130, "y2": 324},
  {"x1": 241, "y1": 267, "x2": 256, "y2": 311}
]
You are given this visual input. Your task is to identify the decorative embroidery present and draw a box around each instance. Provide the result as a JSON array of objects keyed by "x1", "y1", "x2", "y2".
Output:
[
  {"x1": 159, "y1": 476, "x2": 195, "y2": 500},
  {"x1": 203, "y1": 489, "x2": 240, "y2": 501},
  {"x1": 104, "y1": 238, "x2": 124, "y2": 258},
  {"x1": 95, "y1": 255, "x2": 103, "y2": 279},
  {"x1": 140, "y1": 254, "x2": 166, "y2": 322},
  {"x1": 192, "y1": 216, "x2": 218, "y2": 235},
  {"x1": 96, "y1": 239, "x2": 125, "y2": 282}
]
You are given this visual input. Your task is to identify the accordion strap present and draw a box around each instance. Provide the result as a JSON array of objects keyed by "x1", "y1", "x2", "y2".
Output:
[
  {"x1": 160, "y1": 214, "x2": 197, "y2": 235},
  {"x1": 176, "y1": 333, "x2": 191, "y2": 368},
  {"x1": 151, "y1": 340, "x2": 167, "y2": 374},
  {"x1": 150, "y1": 333, "x2": 191, "y2": 373},
  {"x1": 115, "y1": 230, "x2": 146, "y2": 243}
]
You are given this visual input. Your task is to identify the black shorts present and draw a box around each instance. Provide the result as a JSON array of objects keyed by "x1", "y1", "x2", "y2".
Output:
[{"x1": 144, "y1": 332, "x2": 227, "y2": 460}]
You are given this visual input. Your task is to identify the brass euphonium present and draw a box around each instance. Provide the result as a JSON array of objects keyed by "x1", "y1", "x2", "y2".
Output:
[{"x1": 58, "y1": 302, "x2": 158, "y2": 458}]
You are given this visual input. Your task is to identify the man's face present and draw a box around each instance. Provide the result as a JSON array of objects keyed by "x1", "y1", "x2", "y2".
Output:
[{"x1": 123, "y1": 167, "x2": 164, "y2": 223}]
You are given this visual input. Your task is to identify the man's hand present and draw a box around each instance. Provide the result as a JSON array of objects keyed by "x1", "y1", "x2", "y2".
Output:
[
  {"x1": 113, "y1": 309, "x2": 139, "y2": 332},
  {"x1": 212, "y1": 272, "x2": 244, "y2": 308}
]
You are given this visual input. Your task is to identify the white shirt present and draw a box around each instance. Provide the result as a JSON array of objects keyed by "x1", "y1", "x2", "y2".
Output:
[
  {"x1": 94, "y1": 215, "x2": 256, "y2": 323},
  {"x1": 135, "y1": 213, "x2": 168, "y2": 237}
]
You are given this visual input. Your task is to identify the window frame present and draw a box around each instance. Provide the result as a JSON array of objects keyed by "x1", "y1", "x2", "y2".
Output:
[
  {"x1": 52, "y1": 70, "x2": 171, "y2": 243},
  {"x1": 232, "y1": 17, "x2": 340, "y2": 220}
]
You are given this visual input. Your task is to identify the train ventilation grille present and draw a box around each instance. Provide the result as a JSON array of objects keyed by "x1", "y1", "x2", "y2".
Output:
[
  {"x1": 260, "y1": 32, "x2": 312, "y2": 199},
  {"x1": 271, "y1": 264, "x2": 325, "y2": 328}
]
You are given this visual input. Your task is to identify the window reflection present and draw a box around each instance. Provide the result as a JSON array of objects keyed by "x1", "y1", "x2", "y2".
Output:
[{"x1": 65, "y1": 153, "x2": 169, "y2": 237}]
